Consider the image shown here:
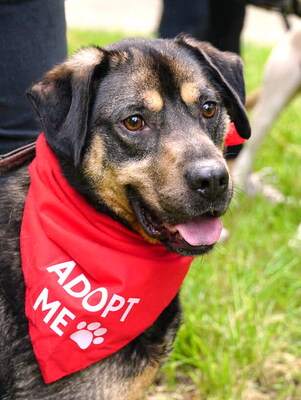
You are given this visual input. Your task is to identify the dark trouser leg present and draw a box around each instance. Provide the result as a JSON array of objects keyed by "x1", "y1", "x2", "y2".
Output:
[
  {"x1": 158, "y1": 0, "x2": 209, "y2": 40},
  {"x1": 0, "y1": 0, "x2": 67, "y2": 153},
  {"x1": 206, "y1": 0, "x2": 246, "y2": 54}
]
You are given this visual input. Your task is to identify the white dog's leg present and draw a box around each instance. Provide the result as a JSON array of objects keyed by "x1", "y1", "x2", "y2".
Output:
[{"x1": 233, "y1": 27, "x2": 301, "y2": 192}]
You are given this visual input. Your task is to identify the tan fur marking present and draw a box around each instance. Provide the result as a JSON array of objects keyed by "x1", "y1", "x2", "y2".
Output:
[
  {"x1": 116, "y1": 158, "x2": 153, "y2": 186},
  {"x1": 122, "y1": 365, "x2": 160, "y2": 400},
  {"x1": 111, "y1": 158, "x2": 161, "y2": 243},
  {"x1": 82, "y1": 135, "x2": 104, "y2": 182},
  {"x1": 46, "y1": 48, "x2": 103, "y2": 82},
  {"x1": 100, "y1": 167, "x2": 136, "y2": 223},
  {"x1": 115, "y1": 159, "x2": 162, "y2": 242},
  {"x1": 220, "y1": 116, "x2": 231, "y2": 154},
  {"x1": 116, "y1": 159, "x2": 162, "y2": 214},
  {"x1": 83, "y1": 135, "x2": 137, "y2": 227},
  {"x1": 109, "y1": 51, "x2": 129, "y2": 67},
  {"x1": 84, "y1": 139, "x2": 159, "y2": 243},
  {"x1": 180, "y1": 82, "x2": 200, "y2": 105},
  {"x1": 66, "y1": 47, "x2": 103, "y2": 70},
  {"x1": 143, "y1": 90, "x2": 164, "y2": 112}
]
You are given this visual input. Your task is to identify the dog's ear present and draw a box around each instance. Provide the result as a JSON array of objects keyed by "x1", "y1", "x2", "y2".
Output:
[
  {"x1": 27, "y1": 47, "x2": 109, "y2": 166},
  {"x1": 175, "y1": 35, "x2": 251, "y2": 140}
]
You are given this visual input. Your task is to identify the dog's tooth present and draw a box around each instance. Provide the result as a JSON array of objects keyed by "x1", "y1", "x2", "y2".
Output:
[{"x1": 163, "y1": 223, "x2": 178, "y2": 233}]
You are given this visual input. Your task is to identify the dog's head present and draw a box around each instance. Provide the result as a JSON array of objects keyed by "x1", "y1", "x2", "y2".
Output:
[{"x1": 27, "y1": 36, "x2": 250, "y2": 256}]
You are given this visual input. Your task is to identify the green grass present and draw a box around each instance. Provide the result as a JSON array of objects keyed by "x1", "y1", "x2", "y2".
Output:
[
  {"x1": 67, "y1": 29, "x2": 127, "y2": 54},
  {"x1": 67, "y1": 30, "x2": 301, "y2": 399}
]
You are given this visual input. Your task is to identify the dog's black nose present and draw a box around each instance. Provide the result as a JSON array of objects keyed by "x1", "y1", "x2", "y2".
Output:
[{"x1": 184, "y1": 161, "x2": 229, "y2": 200}]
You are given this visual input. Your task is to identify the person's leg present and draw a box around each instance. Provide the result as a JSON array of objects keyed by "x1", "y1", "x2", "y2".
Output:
[
  {"x1": 158, "y1": 0, "x2": 209, "y2": 40},
  {"x1": 0, "y1": 0, "x2": 67, "y2": 153},
  {"x1": 206, "y1": 0, "x2": 246, "y2": 54},
  {"x1": 204, "y1": 0, "x2": 246, "y2": 165}
]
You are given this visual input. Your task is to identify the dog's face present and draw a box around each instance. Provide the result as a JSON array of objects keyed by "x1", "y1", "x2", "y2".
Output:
[{"x1": 27, "y1": 36, "x2": 250, "y2": 256}]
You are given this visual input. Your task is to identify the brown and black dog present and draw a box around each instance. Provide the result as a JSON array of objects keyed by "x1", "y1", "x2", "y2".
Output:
[{"x1": 0, "y1": 36, "x2": 250, "y2": 399}]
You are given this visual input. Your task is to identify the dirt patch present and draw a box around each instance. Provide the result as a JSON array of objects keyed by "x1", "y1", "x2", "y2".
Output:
[{"x1": 147, "y1": 383, "x2": 202, "y2": 400}]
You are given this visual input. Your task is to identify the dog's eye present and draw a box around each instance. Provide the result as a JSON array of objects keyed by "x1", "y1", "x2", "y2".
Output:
[
  {"x1": 123, "y1": 115, "x2": 145, "y2": 132},
  {"x1": 202, "y1": 102, "x2": 216, "y2": 118}
]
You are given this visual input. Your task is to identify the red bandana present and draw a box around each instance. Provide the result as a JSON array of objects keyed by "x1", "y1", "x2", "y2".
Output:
[
  {"x1": 225, "y1": 122, "x2": 246, "y2": 147},
  {"x1": 20, "y1": 135, "x2": 193, "y2": 383}
]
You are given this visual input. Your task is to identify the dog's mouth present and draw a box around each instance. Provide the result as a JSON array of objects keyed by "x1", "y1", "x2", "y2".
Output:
[{"x1": 131, "y1": 194, "x2": 224, "y2": 256}]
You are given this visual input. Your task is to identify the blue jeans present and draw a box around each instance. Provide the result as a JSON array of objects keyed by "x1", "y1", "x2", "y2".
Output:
[{"x1": 0, "y1": 0, "x2": 67, "y2": 153}]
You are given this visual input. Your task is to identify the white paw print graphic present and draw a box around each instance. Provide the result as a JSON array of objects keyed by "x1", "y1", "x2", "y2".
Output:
[{"x1": 70, "y1": 321, "x2": 107, "y2": 350}]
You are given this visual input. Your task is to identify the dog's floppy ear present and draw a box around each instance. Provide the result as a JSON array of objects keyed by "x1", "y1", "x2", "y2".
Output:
[
  {"x1": 176, "y1": 35, "x2": 251, "y2": 140},
  {"x1": 27, "y1": 47, "x2": 108, "y2": 166}
]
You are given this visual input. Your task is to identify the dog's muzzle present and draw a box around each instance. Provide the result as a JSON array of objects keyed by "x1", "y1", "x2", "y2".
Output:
[{"x1": 129, "y1": 159, "x2": 231, "y2": 256}]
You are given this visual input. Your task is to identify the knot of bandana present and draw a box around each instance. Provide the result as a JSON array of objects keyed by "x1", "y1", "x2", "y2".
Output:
[
  {"x1": 20, "y1": 134, "x2": 193, "y2": 383},
  {"x1": 225, "y1": 122, "x2": 246, "y2": 147}
]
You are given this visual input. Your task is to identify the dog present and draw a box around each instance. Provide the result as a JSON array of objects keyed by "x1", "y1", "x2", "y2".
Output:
[
  {"x1": 232, "y1": 23, "x2": 301, "y2": 191},
  {"x1": 232, "y1": 25, "x2": 301, "y2": 246},
  {"x1": 0, "y1": 36, "x2": 250, "y2": 399}
]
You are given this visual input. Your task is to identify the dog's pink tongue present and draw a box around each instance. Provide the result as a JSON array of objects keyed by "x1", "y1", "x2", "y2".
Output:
[{"x1": 174, "y1": 216, "x2": 223, "y2": 246}]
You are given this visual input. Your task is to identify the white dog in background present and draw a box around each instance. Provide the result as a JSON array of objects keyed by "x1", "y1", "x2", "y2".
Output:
[
  {"x1": 233, "y1": 23, "x2": 301, "y2": 190},
  {"x1": 232, "y1": 23, "x2": 301, "y2": 245}
]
